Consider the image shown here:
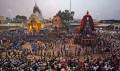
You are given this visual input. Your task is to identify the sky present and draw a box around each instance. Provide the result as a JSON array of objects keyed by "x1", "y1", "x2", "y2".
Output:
[{"x1": 0, "y1": 0, "x2": 120, "y2": 20}]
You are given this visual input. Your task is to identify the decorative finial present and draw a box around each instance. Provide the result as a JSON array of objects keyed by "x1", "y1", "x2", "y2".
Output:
[
  {"x1": 34, "y1": 0, "x2": 37, "y2": 6},
  {"x1": 87, "y1": 10, "x2": 89, "y2": 15}
]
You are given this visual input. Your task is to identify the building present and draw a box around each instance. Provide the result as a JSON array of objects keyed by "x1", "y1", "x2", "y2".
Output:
[
  {"x1": 108, "y1": 23, "x2": 120, "y2": 31},
  {"x1": 99, "y1": 20, "x2": 120, "y2": 24},
  {"x1": 0, "y1": 16, "x2": 6, "y2": 24}
]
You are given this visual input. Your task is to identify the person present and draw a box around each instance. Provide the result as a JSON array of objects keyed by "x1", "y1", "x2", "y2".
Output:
[
  {"x1": 57, "y1": 63, "x2": 62, "y2": 71},
  {"x1": 61, "y1": 68, "x2": 66, "y2": 71}
]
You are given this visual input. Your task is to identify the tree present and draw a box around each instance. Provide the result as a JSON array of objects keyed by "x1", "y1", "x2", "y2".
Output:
[
  {"x1": 15, "y1": 15, "x2": 27, "y2": 23},
  {"x1": 56, "y1": 10, "x2": 75, "y2": 28}
]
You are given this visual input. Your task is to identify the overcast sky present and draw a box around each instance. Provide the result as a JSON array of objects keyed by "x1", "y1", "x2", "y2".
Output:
[{"x1": 0, "y1": 0, "x2": 120, "y2": 20}]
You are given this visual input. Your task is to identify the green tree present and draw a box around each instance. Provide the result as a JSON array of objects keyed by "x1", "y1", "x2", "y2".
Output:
[
  {"x1": 56, "y1": 10, "x2": 75, "y2": 28},
  {"x1": 15, "y1": 15, "x2": 27, "y2": 23}
]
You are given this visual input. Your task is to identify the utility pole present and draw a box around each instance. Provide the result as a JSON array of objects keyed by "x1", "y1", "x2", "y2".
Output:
[
  {"x1": 68, "y1": 0, "x2": 72, "y2": 31},
  {"x1": 70, "y1": 0, "x2": 71, "y2": 12}
]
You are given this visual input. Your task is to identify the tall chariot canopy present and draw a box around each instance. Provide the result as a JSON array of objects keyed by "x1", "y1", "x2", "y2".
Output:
[
  {"x1": 80, "y1": 11, "x2": 95, "y2": 33},
  {"x1": 27, "y1": 0, "x2": 44, "y2": 33}
]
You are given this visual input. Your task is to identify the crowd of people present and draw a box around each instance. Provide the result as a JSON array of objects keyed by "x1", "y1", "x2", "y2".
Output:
[
  {"x1": 0, "y1": 29, "x2": 120, "y2": 71},
  {"x1": 0, "y1": 53, "x2": 120, "y2": 71}
]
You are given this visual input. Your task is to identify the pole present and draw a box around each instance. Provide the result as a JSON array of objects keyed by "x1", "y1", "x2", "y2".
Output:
[
  {"x1": 68, "y1": 0, "x2": 71, "y2": 31},
  {"x1": 33, "y1": 0, "x2": 35, "y2": 4},
  {"x1": 70, "y1": 0, "x2": 71, "y2": 12},
  {"x1": 33, "y1": 0, "x2": 37, "y2": 6}
]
